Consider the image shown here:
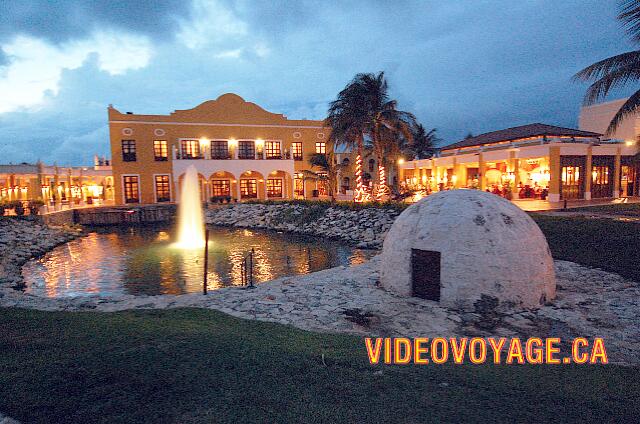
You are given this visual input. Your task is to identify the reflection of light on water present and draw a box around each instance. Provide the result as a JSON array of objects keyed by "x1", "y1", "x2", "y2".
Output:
[
  {"x1": 349, "y1": 250, "x2": 370, "y2": 265},
  {"x1": 22, "y1": 227, "x2": 376, "y2": 297}
]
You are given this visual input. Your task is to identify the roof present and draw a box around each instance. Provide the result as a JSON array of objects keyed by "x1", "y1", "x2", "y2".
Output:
[{"x1": 441, "y1": 123, "x2": 602, "y2": 151}]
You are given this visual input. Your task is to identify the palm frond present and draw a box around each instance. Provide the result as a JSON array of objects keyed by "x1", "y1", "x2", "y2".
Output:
[
  {"x1": 573, "y1": 50, "x2": 640, "y2": 82},
  {"x1": 606, "y1": 88, "x2": 640, "y2": 134},
  {"x1": 619, "y1": 0, "x2": 640, "y2": 43},
  {"x1": 583, "y1": 65, "x2": 640, "y2": 104}
]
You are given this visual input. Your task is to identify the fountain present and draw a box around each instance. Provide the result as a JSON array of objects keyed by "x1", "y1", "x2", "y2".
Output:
[{"x1": 173, "y1": 165, "x2": 205, "y2": 249}]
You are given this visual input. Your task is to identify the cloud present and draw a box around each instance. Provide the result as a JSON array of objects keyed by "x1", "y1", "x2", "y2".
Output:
[
  {"x1": 0, "y1": 0, "x2": 191, "y2": 44},
  {"x1": 0, "y1": 0, "x2": 637, "y2": 165},
  {"x1": 0, "y1": 32, "x2": 152, "y2": 113},
  {"x1": 177, "y1": 0, "x2": 247, "y2": 50}
]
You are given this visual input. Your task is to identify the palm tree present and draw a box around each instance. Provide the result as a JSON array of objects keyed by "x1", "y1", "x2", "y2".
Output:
[
  {"x1": 403, "y1": 124, "x2": 439, "y2": 160},
  {"x1": 326, "y1": 78, "x2": 372, "y2": 202},
  {"x1": 357, "y1": 72, "x2": 417, "y2": 201},
  {"x1": 308, "y1": 151, "x2": 342, "y2": 202},
  {"x1": 574, "y1": 0, "x2": 640, "y2": 135}
]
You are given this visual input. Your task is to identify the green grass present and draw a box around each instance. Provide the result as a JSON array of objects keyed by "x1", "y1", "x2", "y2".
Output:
[
  {"x1": 569, "y1": 202, "x2": 640, "y2": 215},
  {"x1": 531, "y1": 214, "x2": 640, "y2": 281},
  {"x1": 1, "y1": 308, "x2": 638, "y2": 423}
]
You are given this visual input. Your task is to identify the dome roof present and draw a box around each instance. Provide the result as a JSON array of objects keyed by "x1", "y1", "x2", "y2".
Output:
[{"x1": 380, "y1": 190, "x2": 555, "y2": 310}]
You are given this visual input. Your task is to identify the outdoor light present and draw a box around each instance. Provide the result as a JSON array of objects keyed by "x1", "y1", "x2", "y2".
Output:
[
  {"x1": 626, "y1": 140, "x2": 635, "y2": 146},
  {"x1": 398, "y1": 158, "x2": 405, "y2": 165}
]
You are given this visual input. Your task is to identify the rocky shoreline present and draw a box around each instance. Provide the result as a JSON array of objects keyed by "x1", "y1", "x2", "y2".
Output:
[
  {"x1": 205, "y1": 203, "x2": 399, "y2": 249},
  {"x1": 0, "y1": 219, "x2": 83, "y2": 289}
]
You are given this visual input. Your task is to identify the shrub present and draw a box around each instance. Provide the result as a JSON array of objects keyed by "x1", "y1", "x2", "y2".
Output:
[{"x1": 28, "y1": 199, "x2": 45, "y2": 215}]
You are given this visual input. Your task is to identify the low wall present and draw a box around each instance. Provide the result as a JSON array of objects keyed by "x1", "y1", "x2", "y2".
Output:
[
  {"x1": 38, "y1": 209, "x2": 75, "y2": 226},
  {"x1": 206, "y1": 203, "x2": 400, "y2": 248}
]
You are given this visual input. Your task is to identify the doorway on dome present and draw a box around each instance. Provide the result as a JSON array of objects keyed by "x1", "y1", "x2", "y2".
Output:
[{"x1": 411, "y1": 249, "x2": 441, "y2": 301}]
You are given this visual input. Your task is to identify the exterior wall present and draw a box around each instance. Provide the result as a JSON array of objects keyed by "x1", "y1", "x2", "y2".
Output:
[
  {"x1": 108, "y1": 93, "x2": 330, "y2": 205},
  {"x1": 579, "y1": 98, "x2": 638, "y2": 142}
]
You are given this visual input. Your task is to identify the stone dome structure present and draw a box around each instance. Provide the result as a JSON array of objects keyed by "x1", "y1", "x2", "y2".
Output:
[{"x1": 380, "y1": 190, "x2": 555, "y2": 310}]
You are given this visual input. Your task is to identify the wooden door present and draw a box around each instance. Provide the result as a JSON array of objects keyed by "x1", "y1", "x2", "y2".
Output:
[{"x1": 411, "y1": 249, "x2": 441, "y2": 301}]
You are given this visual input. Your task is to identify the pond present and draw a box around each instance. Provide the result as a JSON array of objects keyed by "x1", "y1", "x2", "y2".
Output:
[{"x1": 21, "y1": 226, "x2": 375, "y2": 298}]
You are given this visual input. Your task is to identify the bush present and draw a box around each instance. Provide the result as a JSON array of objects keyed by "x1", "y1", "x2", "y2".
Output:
[
  {"x1": 244, "y1": 198, "x2": 409, "y2": 213},
  {"x1": 210, "y1": 195, "x2": 232, "y2": 204},
  {"x1": 28, "y1": 200, "x2": 45, "y2": 215}
]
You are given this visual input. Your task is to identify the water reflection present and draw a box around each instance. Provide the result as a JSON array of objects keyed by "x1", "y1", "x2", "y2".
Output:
[{"x1": 22, "y1": 226, "x2": 376, "y2": 298}]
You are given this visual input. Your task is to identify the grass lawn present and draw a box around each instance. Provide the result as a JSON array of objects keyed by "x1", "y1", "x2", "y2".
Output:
[
  {"x1": 569, "y1": 202, "x2": 640, "y2": 215},
  {"x1": 1, "y1": 308, "x2": 639, "y2": 423},
  {"x1": 531, "y1": 214, "x2": 640, "y2": 281}
]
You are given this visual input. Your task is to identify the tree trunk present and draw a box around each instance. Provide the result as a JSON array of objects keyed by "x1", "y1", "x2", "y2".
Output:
[{"x1": 354, "y1": 136, "x2": 371, "y2": 202}]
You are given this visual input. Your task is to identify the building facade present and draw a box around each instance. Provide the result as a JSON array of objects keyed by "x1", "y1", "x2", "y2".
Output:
[
  {"x1": 0, "y1": 159, "x2": 114, "y2": 207},
  {"x1": 400, "y1": 113, "x2": 640, "y2": 203},
  {"x1": 109, "y1": 93, "x2": 332, "y2": 205}
]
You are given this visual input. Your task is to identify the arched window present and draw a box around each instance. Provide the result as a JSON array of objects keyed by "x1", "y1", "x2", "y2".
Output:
[
  {"x1": 342, "y1": 158, "x2": 350, "y2": 166},
  {"x1": 368, "y1": 158, "x2": 375, "y2": 172}
]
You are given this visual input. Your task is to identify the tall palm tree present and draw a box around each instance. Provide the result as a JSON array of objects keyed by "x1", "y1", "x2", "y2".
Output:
[
  {"x1": 574, "y1": 0, "x2": 640, "y2": 135},
  {"x1": 326, "y1": 77, "x2": 372, "y2": 202},
  {"x1": 357, "y1": 72, "x2": 417, "y2": 201}
]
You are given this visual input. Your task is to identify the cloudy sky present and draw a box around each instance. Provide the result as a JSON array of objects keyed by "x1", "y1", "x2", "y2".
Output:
[{"x1": 0, "y1": 0, "x2": 636, "y2": 165}]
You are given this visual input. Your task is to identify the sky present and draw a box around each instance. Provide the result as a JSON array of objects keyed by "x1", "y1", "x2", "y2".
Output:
[{"x1": 0, "y1": 0, "x2": 637, "y2": 165}]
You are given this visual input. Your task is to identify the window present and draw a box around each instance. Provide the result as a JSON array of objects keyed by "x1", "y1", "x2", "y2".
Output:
[
  {"x1": 592, "y1": 166, "x2": 609, "y2": 185},
  {"x1": 265, "y1": 141, "x2": 281, "y2": 159},
  {"x1": 267, "y1": 179, "x2": 283, "y2": 197},
  {"x1": 315, "y1": 141, "x2": 326, "y2": 154},
  {"x1": 238, "y1": 141, "x2": 255, "y2": 159},
  {"x1": 123, "y1": 175, "x2": 139, "y2": 203},
  {"x1": 292, "y1": 142, "x2": 303, "y2": 161},
  {"x1": 240, "y1": 179, "x2": 257, "y2": 198},
  {"x1": 317, "y1": 171, "x2": 328, "y2": 196},
  {"x1": 154, "y1": 175, "x2": 171, "y2": 202},
  {"x1": 153, "y1": 140, "x2": 168, "y2": 161},
  {"x1": 368, "y1": 158, "x2": 375, "y2": 172},
  {"x1": 180, "y1": 139, "x2": 200, "y2": 159},
  {"x1": 121, "y1": 140, "x2": 136, "y2": 162},
  {"x1": 342, "y1": 157, "x2": 350, "y2": 166},
  {"x1": 211, "y1": 141, "x2": 229, "y2": 159},
  {"x1": 294, "y1": 177, "x2": 304, "y2": 198},
  {"x1": 211, "y1": 179, "x2": 230, "y2": 196}
]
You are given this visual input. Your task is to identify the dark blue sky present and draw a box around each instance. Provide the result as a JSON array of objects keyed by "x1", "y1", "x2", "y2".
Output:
[{"x1": 0, "y1": 0, "x2": 636, "y2": 165}]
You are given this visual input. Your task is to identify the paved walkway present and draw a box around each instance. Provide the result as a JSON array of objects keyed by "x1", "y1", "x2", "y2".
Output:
[{"x1": 513, "y1": 196, "x2": 640, "y2": 211}]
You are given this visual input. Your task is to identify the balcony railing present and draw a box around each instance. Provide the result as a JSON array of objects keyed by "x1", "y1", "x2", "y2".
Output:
[{"x1": 173, "y1": 149, "x2": 293, "y2": 161}]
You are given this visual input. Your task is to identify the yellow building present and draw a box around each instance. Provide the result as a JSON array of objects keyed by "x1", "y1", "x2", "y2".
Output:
[
  {"x1": 108, "y1": 94, "x2": 332, "y2": 205},
  {"x1": 400, "y1": 122, "x2": 639, "y2": 203}
]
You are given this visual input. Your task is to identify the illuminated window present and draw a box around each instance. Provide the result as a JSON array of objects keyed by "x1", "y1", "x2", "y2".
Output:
[
  {"x1": 153, "y1": 140, "x2": 168, "y2": 161},
  {"x1": 180, "y1": 140, "x2": 200, "y2": 159},
  {"x1": 238, "y1": 141, "x2": 255, "y2": 159},
  {"x1": 267, "y1": 179, "x2": 283, "y2": 197},
  {"x1": 265, "y1": 141, "x2": 281, "y2": 159},
  {"x1": 294, "y1": 177, "x2": 304, "y2": 198},
  {"x1": 240, "y1": 179, "x2": 257, "y2": 198},
  {"x1": 121, "y1": 140, "x2": 136, "y2": 162},
  {"x1": 317, "y1": 171, "x2": 328, "y2": 196},
  {"x1": 315, "y1": 142, "x2": 326, "y2": 154},
  {"x1": 211, "y1": 141, "x2": 229, "y2": 159},
  {"x1": 123, "y1": 175, "x2": 139, "y2": 203},
  {"x1": 154, "y1": 175, "x2": 171, "y2": 202},
  {"x1": 592, "y1": 166, "x2": 609, "y2": 185},
  {"x1": 292, "y1": 142, "x2": 303, "y2": 160},
  {"x1": 211, "y1": 179, "x2": 230, "y2": 196}
]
